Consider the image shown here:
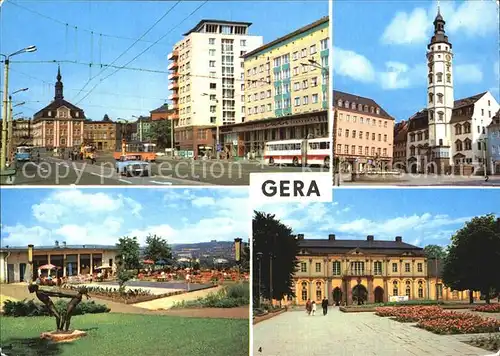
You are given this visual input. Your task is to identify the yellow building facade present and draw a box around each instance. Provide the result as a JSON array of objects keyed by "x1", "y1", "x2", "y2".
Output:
[
  {"x1": 290, "y1": 234, "x2": 478, "y2": 306},
  {"x1": 244, "y1": 16, "x2": 329, "y2": 121},
  {"x1": 219, "y1": 17, "x2": 329, "y2": 158}
]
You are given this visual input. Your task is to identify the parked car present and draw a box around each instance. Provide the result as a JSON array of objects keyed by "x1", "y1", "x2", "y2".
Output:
[{"x1": 115, "y1": 154, "x2": 150, "y2": 177}]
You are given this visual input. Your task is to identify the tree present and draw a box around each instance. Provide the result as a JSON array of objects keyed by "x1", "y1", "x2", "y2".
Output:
[
  {"x1": 116, "y1": 236, "x2": 141, "y2": 271},
  {"x1": 252, "y1": 211, "x2": 300, "y2": 305},
  {"x1": 423, "y1": 244, "x2": 447, "y2": 260},
  {"x1": 240, "y1": 242, "x2": 250, "y2": 272},
  {"x1": 442, "y1": 214, "x2": 500, "y2": 304},
  {"x1": 143, "y1": 234, "x2": 172, "y2": 268},
  {"x1": 149, "y1": 120, "x2": 172, "y2": 149},
  {"x1": 117, "y1": 269, "x2": 134, "y2": 295}
]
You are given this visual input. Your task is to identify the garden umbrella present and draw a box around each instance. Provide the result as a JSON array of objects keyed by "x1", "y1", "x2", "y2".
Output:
[
  {"x1": 38, "y1": 264, "x2": 57, "y2": 270},
  {"x1": 142, "y1": 260, "x2": 154, "y2": 265}
]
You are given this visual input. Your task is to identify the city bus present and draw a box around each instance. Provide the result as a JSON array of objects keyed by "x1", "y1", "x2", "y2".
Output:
[
  {"x1": 113, "y1": 141, "x2": 157, "y2": 162},
  {"x1": 15, "y1": 146, "x2": 32, "y2": 162},
  {"x1": 264, "y1": 138, "x2": 330, "y2": 167}
]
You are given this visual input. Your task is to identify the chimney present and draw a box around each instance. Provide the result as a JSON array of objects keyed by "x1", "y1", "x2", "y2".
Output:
[
  {"x1": 395, "y1": 236, "x2": 402, "y2": 242},
  {"x1": 297, "y1": 234, "x2": 304, "y2": 240},
  {"x1": 63, "y1": 241, "x2": 67, "y2": 248},
  {"x1": 367, "y1": 235, "x2": 374, "y2": 242},
  {"x1": 55, "y1": 240, "x2": 59, "y2": 247},
  {"x1": 328, "y1": 234, "x2": 336, "y2": 241}
]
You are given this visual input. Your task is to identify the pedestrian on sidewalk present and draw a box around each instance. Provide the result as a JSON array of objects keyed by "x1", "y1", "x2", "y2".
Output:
[
  {"x1": 321, "y1": 297, "x2": 329, "y2": 316},
  {"x1": 305, "y1": 299, "x2": 312, "y2": 315},
  {"x1": 311, "y1": 301, "x2": 317, "y2": 316}
]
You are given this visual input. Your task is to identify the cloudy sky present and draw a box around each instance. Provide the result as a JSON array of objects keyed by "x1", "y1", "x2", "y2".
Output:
[
  {"x1": 0, "y1": 188, "x2": 249, "y2": 247},
  {"x1": 333, "y1": 0, "x2": 499, "y2": 121},
  {"x1": 254, "y1": 189, "x2": 500, "y2": 248},
  {"x1": 0, "y1": 0, "x2": 327, "y2": 121}
]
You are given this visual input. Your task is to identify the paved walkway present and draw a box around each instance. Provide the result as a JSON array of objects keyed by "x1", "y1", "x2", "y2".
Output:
[
  {"x1": 253, "y1": 308, "x2": 491, "y2": 356},
  {"x1": 134, "y1": 285, "x2": 223, "y2": 310}
]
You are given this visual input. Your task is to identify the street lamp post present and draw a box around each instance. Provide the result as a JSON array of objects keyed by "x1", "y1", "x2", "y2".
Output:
[
  {"x1": 256, "y1": 252, "x2": 263, "y2": 308},
  {"x1": 1, "y1": 46, "x2": 36, "y2": 170}
]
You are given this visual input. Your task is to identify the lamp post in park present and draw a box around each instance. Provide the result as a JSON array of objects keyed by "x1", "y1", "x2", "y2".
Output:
[
  {"x1": 234, "y1": 238, "x2": 242, "y2": 280},
  {"x1": 1, "y1": 45, "x2": 37, "y2": 171}
]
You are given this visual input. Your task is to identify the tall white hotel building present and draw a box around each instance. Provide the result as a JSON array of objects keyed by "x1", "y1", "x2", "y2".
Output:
[{"x1": 168, "y1": 20, "x2": 263, "y2": 157}]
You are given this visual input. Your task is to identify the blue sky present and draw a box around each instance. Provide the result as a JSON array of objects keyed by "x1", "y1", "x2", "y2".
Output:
[
  {"x1": 0, "y1": 188, "x2": 249, "y2": 247},
  {"x1": 255, "y1": 189, "x2": 500, "y2": 248},
  {"x1": 0, "y1": 0, "x2": 328, "y2": 121},
  {"x1": 333, "y1": 0, "x2": 499, "y2": 122}
]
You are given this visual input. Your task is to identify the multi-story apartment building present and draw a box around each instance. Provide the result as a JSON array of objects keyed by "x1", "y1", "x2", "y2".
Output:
[
  {"x1": 12, "y1": 118, "x2": 33, "y2": 146},
  {"x1": 487, "y1": 109, "x2": 500, "y2": 174},
  {"x1": 219, "y1": 17, "x2": 329, "y2": 158},
  {"x1": 167, "y1": 20, "x2": 263, "y2": 158},
  {"x1": 333, "y1": 90, "x2": 394, "y2": 171},
  {"x1": 289, "y1": 234, "x2": 478, "y2": 306},
  {"x1": 32, "y1": 67, "x2": 85, "y2": 148},
  {"x1": 83, "y1": 114, "x2": 117, "y2": 151},
  {"x1": 404, "y1": 9, "x2": 500, "y2": 174},
  {"x1": 393, "y1": 120, "x2": 408, "y2": 169}
]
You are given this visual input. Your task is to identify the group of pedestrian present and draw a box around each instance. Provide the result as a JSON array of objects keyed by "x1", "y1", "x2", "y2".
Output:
[{"x1": 305, "y1": 297, "x2": 330, "y2": 316}]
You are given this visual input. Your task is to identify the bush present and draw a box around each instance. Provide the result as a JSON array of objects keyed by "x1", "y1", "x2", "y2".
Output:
[
  {"x1": 473, "y1": 304, "x2": 500, "y2": 313},
  {"x1": 172, "y1": 283, "x2": 249, "y2": 309},
  {"x1": 3, "y1": 299, "x2": 110, "y2": 317},
  {"x1": 62, "y1": 284, "x2": 152, "y2": 299}
]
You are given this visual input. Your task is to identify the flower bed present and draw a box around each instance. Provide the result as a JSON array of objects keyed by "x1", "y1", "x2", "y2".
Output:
[
  {"x1": 375, "y1": 305, "x2": 500, "y2": 334},
  {"x1": 473, "y1": 304, "x2": 500, "y2": 313}
]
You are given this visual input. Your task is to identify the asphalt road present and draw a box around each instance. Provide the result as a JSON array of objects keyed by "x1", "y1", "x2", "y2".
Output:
[{"x1": 4, "y1": 153, "x2": 327, "y2": 186}]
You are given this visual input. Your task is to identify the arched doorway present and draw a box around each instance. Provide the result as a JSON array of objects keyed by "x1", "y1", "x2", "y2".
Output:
[
  {"x1": 332, "y1": 287, "x2": 342, "y2": 306},
  {"x1": 374, "y1": 286, "x2": 384, "y2": 303},
  {"x1": 352, "y1": 284, "x2": 368, "y2": 305}
]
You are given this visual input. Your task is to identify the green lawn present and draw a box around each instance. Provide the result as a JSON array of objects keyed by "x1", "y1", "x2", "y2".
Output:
[{"x1": 0, "y1": 313, "x2": 249, "y2": 356}]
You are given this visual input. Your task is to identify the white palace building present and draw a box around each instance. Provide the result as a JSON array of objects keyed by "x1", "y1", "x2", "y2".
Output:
[{"x1": 405, "y1": 8, "x2": 499, "y2": 175}]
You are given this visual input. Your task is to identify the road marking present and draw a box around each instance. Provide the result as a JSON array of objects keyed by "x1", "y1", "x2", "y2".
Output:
[
  {"x1": 119, "y1": 179, "x2": 132, "y2": 184},
  {"x1": 90, "y1": 172, "x2": 108, "y2": 179},
  {"x1": 151, "y1": 181, "x2": 173, "y2": 185}
]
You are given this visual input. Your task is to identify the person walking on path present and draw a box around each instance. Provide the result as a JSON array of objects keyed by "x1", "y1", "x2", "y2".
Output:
[
  {"x1": 305, "y1": 299, "x2": 312, "y2": 315},
  {"x1": 321, "y1": 297, "x2": 329, "y2": 316},
  {"x1": 311, "y1": 301, "x2": 317, "y2": 316}
]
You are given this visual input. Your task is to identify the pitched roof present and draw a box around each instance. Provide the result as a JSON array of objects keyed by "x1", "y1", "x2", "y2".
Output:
[
  {"x1": 297, "y1": 237, "x2": 424, "y2": 256},
  {"x1": 0, "y1": 244, "x2": 118, "y2": 252},
  {"x1": 453, "y1": 92, "x2": 486, "y2": 109},
  {"x1": 333, "y1": 90, "x2": 393, "y2": 120},
  {"x1": 394, "y1": 120, "x2": 409, "y2": 143},
  {"x1": 33, "y1": 99, "x2": 86, "y2": 120},
  {"x1": 150, "y1": 103, "x2": 171, "y2": 114},
  {"x1": 488, "y1": 109, "x2": 500, "y2": 127}
]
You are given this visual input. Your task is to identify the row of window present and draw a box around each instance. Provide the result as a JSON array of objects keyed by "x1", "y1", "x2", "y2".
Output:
[
  {"x1": 336, "y1": 99, "x2": 381, "y2": 115},
  {"x1": 337, "y1": 112, "x2": 389, "y2": 128},
  {"x1": 409, "y1": 131, "x2": 429, "y2": 142},
  {"x1": 338, "y1": 129, "x2": 388, "y2": 142},
  {"x1": 299, "y1": 261, "x2": 424, "y2": 274},
  {"x1": 428, "y1": 72, "x2": 451, "y2": 84},
  {"x1": 266, "y1": 141, "x2": 330, "y2": 151},
  {"x1": 247, "y1": 76, "x2": 323, "y2": 103},
  {"x1": 270, "y1": 38, "x2": 328, "y2": 68},
  {"x1": 335, "y1": 144, "x2": 388, "y2": 157}
]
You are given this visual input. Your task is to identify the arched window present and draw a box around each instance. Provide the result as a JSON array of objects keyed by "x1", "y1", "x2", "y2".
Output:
[
  {"x1": 455, "y1": 140, "x2": 463, "y2": 151},
  {"x1": 455, "y1": 124, "x2": 462, "y2": 135},
  {"x1": 337, "y1": 99, "x2": 343, "y2": 107},
  {"x1": 418, "y1": 281, "x2": 424, "y2": 298},
  {"x1": 428, "y1": 93, "x2": 434, "y2": 103},
  {"x1": 364, "y1": 105, "x2": 368, "y2": 112},
  {"x1": 446, "y1": 73, "x2": 451, "y2": 83},
  {"x1": 316, "y1": 282, "x2": 322, "y2": 301},
  {"x1": 370, "y1": 106, "x2": 375, "y2": 113},
  {"x1": 428, "y1": 63, "x2": 433, "y2": 72},
  {"x1": 392, "y1": 281, "x2": 399, "y2": 296},
  {"x1": 438, "y1": 112, "x2": 444, "y2": 121},
  {"x1": 358, "y1": 103, "x2": 363, "y2": 111},
  {"x1": 436, "y1": 72, "x2": 443, "y2": 82},
  {"x1": 429, "y1": 110, "x2": 434, "y2": 121},
  {"x1": 428, "y1": 74, "x2": 433, "y2": 84},
  {"x1": 437, "y1": 93, "x2": 443, "y2": 103},
  {"x1": 301, "y1": 282, "x2": 308, "y2": 301},
  {"x1": 351, "y1": 102, "x2": 356, "y2": 110},
  {"x1": 344, "y1": 100, "x2": 349, "y2": 108},
  {"x1": 405, "y1": 280, "x2": 411, "y2": 297},
  {"x1": 376, "y1": 108, "x2": 380, "y2": 115}
]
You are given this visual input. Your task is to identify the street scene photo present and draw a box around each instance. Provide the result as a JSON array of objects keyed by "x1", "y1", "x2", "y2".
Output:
[
  {"x1": 0, "y1": 0, "x2": 330, "y2": 186},
  {"x1": 0, "y1": 188, "x2": 250, "y2": 356},
  {"x1": 252, "y1": 189, "x2": 500, "y2": 355},
  {"x1": 332, "y1": 0, "x2": 500, "y2": 186}
]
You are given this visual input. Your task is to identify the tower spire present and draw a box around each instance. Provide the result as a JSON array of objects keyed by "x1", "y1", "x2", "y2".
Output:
[{"x1": 55, "y1": 65, "x2": 64, "y2": 100}]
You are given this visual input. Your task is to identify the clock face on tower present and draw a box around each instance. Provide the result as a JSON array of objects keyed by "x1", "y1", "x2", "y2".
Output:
[{"x1": 445, "y1": 54, "x2": 451, "y2": 61}]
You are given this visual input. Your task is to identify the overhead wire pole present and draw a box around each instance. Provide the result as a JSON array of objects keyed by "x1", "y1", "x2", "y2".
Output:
[
  {"x1": 72, "y1": 0, "x2": 182, "y2": 102},
  {"x1": 75, "y1": 0, "x2": 208, "y2": 106}
]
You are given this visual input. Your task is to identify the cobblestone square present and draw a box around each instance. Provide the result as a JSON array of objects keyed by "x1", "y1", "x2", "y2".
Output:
[{"x1": 253, "y1": 308, "x2": 490, "y2": 356}]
